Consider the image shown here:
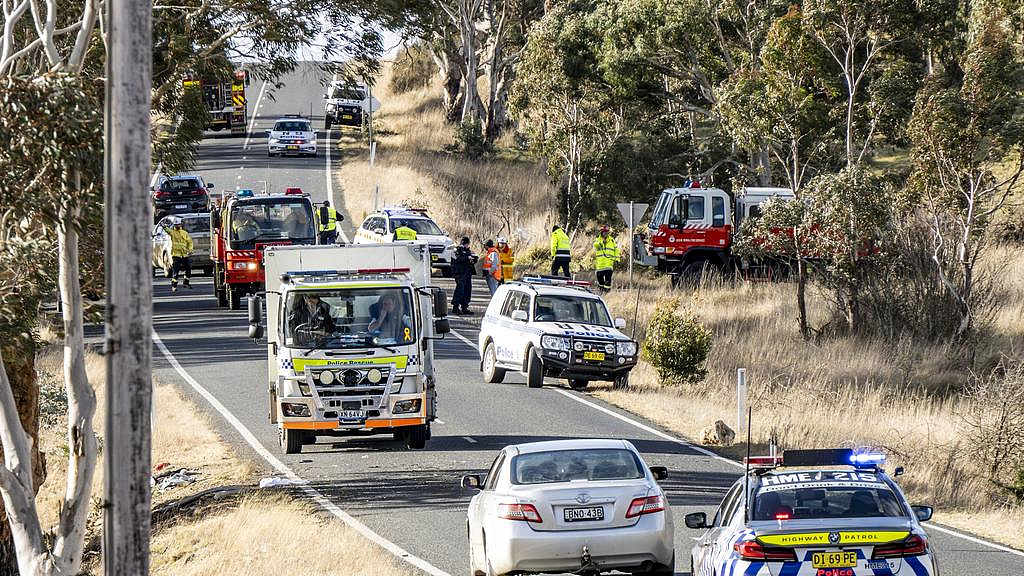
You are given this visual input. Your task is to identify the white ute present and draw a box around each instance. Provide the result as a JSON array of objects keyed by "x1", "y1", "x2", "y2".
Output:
[{"x1": 249, "y1": 243, "x2": 451, "y2": 453}]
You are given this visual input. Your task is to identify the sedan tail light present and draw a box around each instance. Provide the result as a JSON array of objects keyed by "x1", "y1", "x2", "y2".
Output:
[
  {"x1": 872, "y1": 534, "x2": 927, "y2": 559},
  {"x1": 496, "y1": 503, "x2": 542, "y2": 523},
  {"x1": 153, "y1": 190, "x2": 171, "y2": 199},
  {"x1": 734, "y1": 539, "x2": 797, "y2": 561},
  {"x1": 625, "y1": 495, "x2": 664, "y2": 518}
]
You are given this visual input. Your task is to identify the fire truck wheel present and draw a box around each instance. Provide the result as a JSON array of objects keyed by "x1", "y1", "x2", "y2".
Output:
[
  {"x1": 405, "y1": 425, "x2": 427, "y2": 450},
  {"x1": 228, "y1": 285, "x2": 241, "y2": 310},
  {"x1": 280, "y1": 428, "x2": 302, "y2": 454},
  {"x1": 569, "y1": 379, "x2": 588, "y2": 390},
  {"x1": 526, "y1": 348, "x2": 544, "y2": 389},
  {"x1": 482, "y1": 342, "x2": 506, "y2": 383},
  {"x1": 324, "y1": 118, "x2": 332, "y2": 131}
]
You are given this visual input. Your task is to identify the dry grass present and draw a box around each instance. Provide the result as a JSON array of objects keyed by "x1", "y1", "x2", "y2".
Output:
[{"x1": 150, "y1": 495, "x2": 414, "y2": 576}]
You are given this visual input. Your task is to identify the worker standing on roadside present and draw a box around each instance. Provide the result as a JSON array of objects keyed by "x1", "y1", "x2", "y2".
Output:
[
  {"x1": 497, "y1": 237, "x2": 514, "y2": 283},
  {"x1": 394, "y1": 222, "x2": 417, "y2": 241},
  {"x1": 168, "y1": 217, "x2": 194, "y2": 292},
  {"x1": 317, "y1": 200, "x2": 339, "y2": 245},
  {"x1": 593, "y1": 225, "x2": 619, "y2": 291},
  {"x1": 550, "y1": 224, "x2": 571, "y2": 277},
  {"x1": 451, "y1": 236, "x2": 477, "y2": 315},
  {"x1": 482, "y1": 239, "x2": 501, "y2": 295}
]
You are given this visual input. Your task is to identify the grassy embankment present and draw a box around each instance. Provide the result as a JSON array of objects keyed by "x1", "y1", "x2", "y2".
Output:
[
  {"x1": 33, "y1": 334, "x2": 416, "y2": 575},
  {"x1": 331, "y1": 65, "x2": 1024, "y2": 549}
]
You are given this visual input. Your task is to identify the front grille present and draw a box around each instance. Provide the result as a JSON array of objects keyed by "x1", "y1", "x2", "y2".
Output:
[
  {"x1": 428, "y1": 245, "x2": 445, "y2": 253},
  {"x1": 572, "y1": 339, "x2": 615, "y2": 353}
]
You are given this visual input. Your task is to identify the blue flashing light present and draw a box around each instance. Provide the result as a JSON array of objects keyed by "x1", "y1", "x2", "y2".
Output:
[
  {"x1": 236, "y1": 189, "x2": 254, "y2": 197},
  {"x1": 850, "y1": 452, "x2": 886, "y2": 467}
]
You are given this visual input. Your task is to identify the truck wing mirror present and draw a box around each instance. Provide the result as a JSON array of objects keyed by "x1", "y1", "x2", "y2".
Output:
[
  {"x1": 247, "y1": 296, "x2": 264, "y2": 342},
  {"x1": 433, "y1": 288, "x2": 448, "y2": 317},
  {"x1": 434, "y1": 318, "x2": 450, "y2": 335},
  {"x1": 511, "y1": 310, "x2": 528, "y2": 322}
]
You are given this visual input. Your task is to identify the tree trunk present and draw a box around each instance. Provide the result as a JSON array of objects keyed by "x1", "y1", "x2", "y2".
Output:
[
  {"x1": 0, "y1": 343, "x2": 44, "y2": 576},
  {"x1": 796, "y1": 259, "x2": 809, "y2": 340},
  {"x1": 430, "y1": 34, "x2": 463, "y2": 123},
  {"x1": 458, "y1": 0, "x2": 483, "y2": 124}
]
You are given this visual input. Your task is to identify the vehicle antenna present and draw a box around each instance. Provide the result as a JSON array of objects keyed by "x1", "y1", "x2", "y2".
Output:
[{"x1": 743, "y1": 406, "x2": 752, "y2": 523}]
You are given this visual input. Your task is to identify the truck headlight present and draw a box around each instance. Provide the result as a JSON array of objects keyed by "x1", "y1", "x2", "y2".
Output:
[
  {"x1": 319, "y1": 370, "x2": 335, "y2": 385},
  {"x1": 616, "y1": 341, "x2": 638, "y2": 356},
  {"x1": 366, "y1": 368, "x2": 383, "y2": 384},
  {"x1": 231, "y1": 261, "x2": 256, "y2": 270},
  {"x1": 393, "y1": 399, "x2": 421, "y2": 414},
  {"x1": 541, "y1": 335, "x2": 570, "y2": 351}
]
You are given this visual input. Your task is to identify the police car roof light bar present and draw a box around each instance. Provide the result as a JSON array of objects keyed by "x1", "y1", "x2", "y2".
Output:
[
  {"x1": 236, "y1": 189, "x2": 254, "y2": 197},
  {"x1": 744, "y1": 455, "x2": 783, "y2": 468},
  {"x1": 850, "y1": 452, "x2": 887, "y2": 467},
  {"x1": 520, "y1": 275, "x2": 592, "y2": 287},
  {"x1": 782, "y1": 448, "x2": 866, "y2": 468},
  {"x1": 284, "y1": 187, "x2": 304, "y2": 195}
]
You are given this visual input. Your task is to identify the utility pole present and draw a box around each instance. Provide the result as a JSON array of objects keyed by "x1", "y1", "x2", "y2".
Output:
[{"x1": 102, "y1": 0, "x2": 153, "y2": 567}]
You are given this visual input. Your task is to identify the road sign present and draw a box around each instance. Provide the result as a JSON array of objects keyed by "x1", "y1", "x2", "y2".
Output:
[
  {"x1": 616, "y1": 202, "x2": 648, "y2": 228},
  {"x1": 362, "y1": 96, "x2": 381, "y2": 114}
]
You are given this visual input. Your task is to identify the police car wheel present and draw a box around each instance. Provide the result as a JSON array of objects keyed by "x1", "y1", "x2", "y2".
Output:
[
  {"x1": 526, "y1": 348, "x2": 543, "y2": 389},
  {"x1": 482, "y1": 342, "x2": 506, "y2": 384}
]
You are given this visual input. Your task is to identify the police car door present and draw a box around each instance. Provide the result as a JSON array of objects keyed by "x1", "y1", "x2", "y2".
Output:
[
  {"x1": 495, "y1": 290, "x2": 526, "y2": 364},
  {"x1": 696, "y1": 481, "x2": 743, "y2": 576}
]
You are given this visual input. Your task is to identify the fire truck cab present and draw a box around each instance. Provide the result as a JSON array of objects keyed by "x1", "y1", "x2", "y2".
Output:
[
  {"x1": 639, "y1": 182, "x2": 795, "y2": 282},
  {"x1": 183, "y1": 69, "x2": 249, "y2": 135},
  {"x1": 211, "y1": 189, "x2": 317, "y2": 310}
]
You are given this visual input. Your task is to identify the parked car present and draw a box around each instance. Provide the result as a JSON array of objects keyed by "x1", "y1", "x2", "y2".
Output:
[
  {"x1": 354, "y1": 207, "x2": 456, "y2": 276},
  {"x1": 267, "y1": 115, "x2": 317, "y2": 157},
  {"x1": 151, "y1": 213, "x2": 213, "y2": 277},
  {"x1": 463, "y1": 438, "x2": 674, "y2": 576},
  {"x1": 152, "y1": 175, "x2": 213, "y2": 222}
]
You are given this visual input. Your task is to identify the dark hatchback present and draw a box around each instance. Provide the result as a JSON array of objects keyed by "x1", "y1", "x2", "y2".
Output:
[{"x1": 152, "y1": 175, "x2": 213, "y2": 221}]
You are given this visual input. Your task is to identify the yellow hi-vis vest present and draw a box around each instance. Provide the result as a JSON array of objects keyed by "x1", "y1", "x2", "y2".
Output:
[
  {"x1": 394, "y1": 226, "x2": 417, "y2": 241},
  {"x1": 318, "y1": 207, "x2": 338, "y2": 232},
  {"x1": 550, "y1": 228, "x2": 571, "y2": 258},
  {"x1": 593, "y1": 235, "x2": 618, "y2": 271},
  {"x1": 169, "y1": 227, "x2": 194, "y2": 258}
]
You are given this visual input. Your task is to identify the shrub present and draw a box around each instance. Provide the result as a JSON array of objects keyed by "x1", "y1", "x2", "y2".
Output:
[
  {"x1": 388, "y1": 44, "x2": 436, "y2": 94},
  {"x1": 641, "y1": 297, "x2": 712, "y2": 385},
  {"x1": 452, "y1": 119, "x2": 491, "y2": 159},
  {"x1": 959, "y1": 360, "x2": 1024, "y2": 501}
]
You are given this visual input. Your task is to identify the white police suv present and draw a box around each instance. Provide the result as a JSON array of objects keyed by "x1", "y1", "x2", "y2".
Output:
[
  {"x1": 478, "y1": 277, "x2": 638, "y2": 390},
  {"x1": 267, "y1": 115, "x2": 316, "y2": 157},
  {"x1": 686, "y1": 449, "x2": 939, "y2": 576},
  {"x1": 353, "y1": 207, "x2": 456, "y2": 276}
]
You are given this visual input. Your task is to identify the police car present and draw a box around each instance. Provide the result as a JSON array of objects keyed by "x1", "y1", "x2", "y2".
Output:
[
  {"x1": 267, "y1": 115, "x2": 316, "y2": 157},
  {"x1": 353, "y1": 207, "x2": 456, "y2": 276},
  {"x1": 478, "y1": 277, "x2": 638, "y2": 390},
  {"x1": 686, "y1": 449, "x2": 939, "y2": 576}
]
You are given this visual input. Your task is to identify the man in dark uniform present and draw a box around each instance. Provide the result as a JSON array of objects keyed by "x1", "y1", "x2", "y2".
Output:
[{"x1": 451, "y1": 236, "x2": 477, "y2": 315}]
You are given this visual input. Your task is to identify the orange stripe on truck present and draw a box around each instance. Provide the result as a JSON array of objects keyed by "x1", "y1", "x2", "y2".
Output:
[{"x1": 281, "y1": 418, "x2": 425, "y2": 430}]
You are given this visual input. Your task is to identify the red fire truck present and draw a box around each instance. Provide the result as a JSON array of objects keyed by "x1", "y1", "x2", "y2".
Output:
[
  {"x1": 183, "y1": 69, "x2": 249, "y2": 135},
  {"x1": 211, "y1": 189, "x2": 317, "y2": 309},
  {"x1": 634, "y1": 182, "x2": 795, "y2": 285}
]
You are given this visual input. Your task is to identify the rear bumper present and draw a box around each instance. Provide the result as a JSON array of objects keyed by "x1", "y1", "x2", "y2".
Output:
[
  {"x1": 488, "y1": 512, "x2": 673, "y2": 575},
  {"x1": 154, "y1": 199, "x2": 210, "y2": 214}
]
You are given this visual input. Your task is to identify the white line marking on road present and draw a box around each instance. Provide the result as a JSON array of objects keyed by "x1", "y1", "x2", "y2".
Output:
[
  {"x1": 462, "y1": 436, "x2": 477, "y2": 444},
  {"x1": 152, "y1": 329, "x2": 451, "y2": 576},
  {"x1": 449, "y1": 328, "x2": 476, "y2": 350},
  {"x1": 243, "y1": 78, "x2": 268, "y2": 151},
  {"x1": 434, "y1": 419, "x2": 445, "y2": 425}
]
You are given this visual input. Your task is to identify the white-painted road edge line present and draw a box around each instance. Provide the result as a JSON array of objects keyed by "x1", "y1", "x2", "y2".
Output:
[
  {"x1": 449, "y1": 328, "x2": 476, "y2": 349},
  {"x1": 242, "y1": 78, "x2": 268, "y2": 151},
  {"x1": 152, "y1": 329, "x2": 451, "y2": 576}
]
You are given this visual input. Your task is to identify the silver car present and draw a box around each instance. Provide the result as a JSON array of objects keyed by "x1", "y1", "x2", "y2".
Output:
[
  {"x1": 462, "y1": 439, "x2": 675, "y2": 576},
  {"x1": 151, "y1": 213, "x2": 213, "y2": 277}
]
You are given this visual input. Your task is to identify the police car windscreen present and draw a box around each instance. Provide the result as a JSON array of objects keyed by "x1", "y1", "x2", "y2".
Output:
[
  {"x1": 284, "y1": 287, "x2": 415, "y2": 349},
  {"x1": 754, "y1": 472, "x2": 905, "y2": 520},
  {"x1": 230, "y1": 201, "x2": 315, "y2": 247},
  {"x1": 390, "y1": 218, "x2": 442, "y2": 235},
  {"x1": 274, "y1": 121, "x2": 309, "y2": 132},
  {"x1": 512, "y1": 449, "x2": 644, "y2": 485},
  {"x1": 330, "y1": 87, "x2": 365, "y2": 100},
  {"x1": 533, "y1": 295, "x2": 612, "y2": 326}
]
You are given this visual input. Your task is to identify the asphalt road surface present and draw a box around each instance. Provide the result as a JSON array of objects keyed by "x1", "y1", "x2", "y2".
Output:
[{"x1": 152, "y1": 62, "x2": 1024, "y2": 575}]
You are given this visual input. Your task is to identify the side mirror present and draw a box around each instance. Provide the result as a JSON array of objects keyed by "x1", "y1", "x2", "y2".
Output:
[
  {"x1": 911, "y1": 505, "x2": 933, "y2": 522},
  {"x1": 322, "y1": 93, "x2": 329, "y2": 99},
  {"x1": 374, "y1": 228, "x2": 385, "y2": 236},
  {"x1": 893, "y1": 466, "x2": 905, "y2": 477},
  {"x1": 434, "y1": 318, "x2": 451, "y2": 335},
  {"x1": 461, "y1": 475, "x2": 482, "y2": 490},
  {"x1": 433, "y1": 289, "x2": 448, "y2": 317},
  {"x1": 649, "y1": 466, "x2": 669, "y2": 480},
  {"x1": 248, "y1": 296, "x2": 264, "y2": 341},
  {"x1": 511, "y1": 310, "x2": 528, "y2": 322},
  {"x1": 207, "y1": 183, "x2": 215, "y2": 189},
  {"x1": 684, "y1": 512, "x2": 708, "y2": 529},
  {"x1": 614, "y1": 317, "x2": 627, "y2": 329}
]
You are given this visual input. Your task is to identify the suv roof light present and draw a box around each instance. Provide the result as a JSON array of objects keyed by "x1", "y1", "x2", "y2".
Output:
[
  {"x1": 284, "y1": 187, "x2": 304, "y2": 195},
  {"x1": 781, "y1": 448, "x2": 887, "y2": 469},
  {"x1": 519, "y1": 275, "x2": 592, "y2": 288},
  {"x1": 744, "y1": 456, "x2": 783, "y2": 470},
  {"x1": 235, "y1": 189, "x2": 254, "y2": 197}
]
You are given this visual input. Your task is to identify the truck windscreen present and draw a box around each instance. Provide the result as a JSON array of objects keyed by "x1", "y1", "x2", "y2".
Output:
[
  {"x1": 284, "y1": 287, "x2": 416, "y2": 349},
  {"x1": 230, "y1": 201, "x2": 315, "y2": 248}
]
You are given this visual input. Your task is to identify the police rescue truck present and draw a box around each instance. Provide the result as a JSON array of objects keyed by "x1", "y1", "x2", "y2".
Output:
[{"x1": 250, "y1": 243, "x2": 450, "y2": 454}]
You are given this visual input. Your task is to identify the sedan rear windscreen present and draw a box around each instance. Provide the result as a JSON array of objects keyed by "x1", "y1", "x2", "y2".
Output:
[
  {"x1": 512, "y1": 449, "x2": 644, "y2": 484},
  {"x1": 160, "y1": 178, "x2": 202, "y2": 192}
]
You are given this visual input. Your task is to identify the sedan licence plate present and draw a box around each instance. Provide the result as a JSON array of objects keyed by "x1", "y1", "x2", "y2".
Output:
[
  {"x1": 812, "y1": 551, "x2": 857, "y2": 569},
  {"x1": 342, "y1": 114, "x2": 353, "y2": 119},
  {"x1": 174, "y1": 204, "x2": 187, "y2": 209},
  {"x1": 564, "y1": 506, "x2": 604, "y2": 522},
  {"x1": 583, "y1": 351, "x2": 605, "y2": 361},
  {"x1": 287, "y1": 145, "x2": 298, "y2": 150}
]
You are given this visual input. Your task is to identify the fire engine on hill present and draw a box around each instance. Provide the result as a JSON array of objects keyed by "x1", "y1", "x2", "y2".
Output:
[
  {"x1": 211, "y1": 189, "x2": 317, "y2": 309},
  {"x1": 634, "y1": 182, "x2": 795, "y2": 285},
  {"x1": 183, "y1": 69, "x2": 249, "y2": 135}
]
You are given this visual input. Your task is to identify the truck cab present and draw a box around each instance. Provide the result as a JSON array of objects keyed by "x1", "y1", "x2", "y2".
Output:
[
  {"x1": 258, "y1": 243, "x2": 449, "y2": 454},
  {"x1": 211, "y1": 189, "x2": 316, "y2": 310}
]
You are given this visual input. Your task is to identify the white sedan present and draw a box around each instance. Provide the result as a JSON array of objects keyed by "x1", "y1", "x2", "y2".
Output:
[{"x1": 463, "y1": 439, "x2": 675, "y2": 576}]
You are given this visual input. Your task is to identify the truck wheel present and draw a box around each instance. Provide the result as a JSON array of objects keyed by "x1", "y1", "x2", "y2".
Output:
[
  {"x1": 216, "y1": 282, "x2": 227, "y2": 307},
  {"x1": 482, "y1": 342, "x2": 506, "y2": 384},
  {"x1": 405, "y1": 425, "x2": 427, "y2": 450},
  {"x1": 392, "y1": 428, "x2": 408, "y2": 442},
  {"x1": 569, "y1": 379, "x2": 588, "y2": 390},
  {"x1": 228, "y1": 285, "x2": 241, "y2": 310},
  {"x1": 613, "y1": 374, "x2": 629, "y2": 389},
  {"x1": 526, "y1": 348, "x2": 544, "y2": 389},
  {"x1": 280, "y1": 427, "x2": 302, "y2": 454}
]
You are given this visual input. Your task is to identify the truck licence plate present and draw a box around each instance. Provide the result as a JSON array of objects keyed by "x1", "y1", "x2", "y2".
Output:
[
  {"x1": 812, "y1": 551, "x2": 857, "y2": 569},
  {"x1": 338, "y1": 410, "x2": 364, "y2": 421},
  {"x1": 564, "y1": 507, "x2": 604, "y2": 522},
  {"x1": 583, "y1": 351, "x2": 605, "y2": 361}
]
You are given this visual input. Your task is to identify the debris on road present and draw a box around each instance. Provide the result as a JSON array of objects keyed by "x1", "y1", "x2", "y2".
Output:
[{"x1": 258, "y1": 477, "x2": 308, "y2": 489}]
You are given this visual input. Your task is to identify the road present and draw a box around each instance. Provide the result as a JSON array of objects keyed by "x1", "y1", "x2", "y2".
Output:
[{"x1": 153, "y1": 62, "x2": 1024, "y2": 575}]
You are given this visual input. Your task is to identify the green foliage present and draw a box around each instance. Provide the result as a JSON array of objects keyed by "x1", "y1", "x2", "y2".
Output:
[
  {"x1": 389, "y1": 43, "x2": 437, "y2": 94},
  {"x1": 641, "y1": 298, "x2": 713, "y2": 385},
  {"x1": 452, "y1": 119, "x2": 491, "y2": 159}
]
